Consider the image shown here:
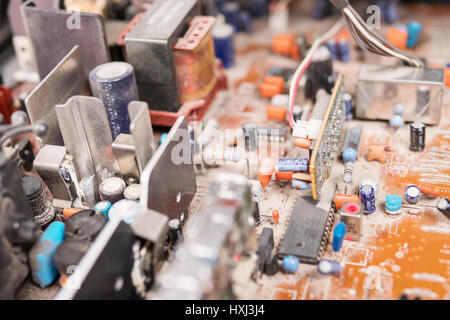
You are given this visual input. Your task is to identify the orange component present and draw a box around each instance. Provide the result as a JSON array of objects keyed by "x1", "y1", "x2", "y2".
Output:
[
  {"x1": 266, "y1": 104, "x2": 286, "y2": 121},
  {"x1": 62, "y1": 208, "x2": 82, "y2": 220},
  {"x1": 336, "y1": 28, "x2": 351, "y2": 41},
  {"x1": 292, "y1": 172, "x2": 311, "y2": 182},
  {"x1": 417, "y1": 184, "x2": 442, "y2": 198},
  {"x1": 259, "y1": 157, "x2": 275, "y2": 189},
  {"x1": 386, "y1": 27, "x2": 408, "y2": 50},
  {"x1": 272, "y1": 209, "x2": 280, "y2": 225},
  {"x1": 366, "y1": 144, "x2": 386, "y2": 163},
  {"x1": 272, "y1": 34, "x2": 295, "y2": 56},
  {"x1": 445, "y1": 68, "x2": 450, "y2": 88},
  {"x1": 258, "y1": 173, "x2": 272, "y2": 189},
  {"x1": 275, "y1": 171, "x2": 293, "y2": 181},
  {"x1": 260, "y1": 82, "x2": 282, "y2": 98},
  {"x1": 263, "y1": 76, "x2": 284, "y2": 88},
  {"x1": 294, "y1": 137, "x2": 312, "y2": 149},
  {"x1": 334, "y1": 194, "x2": 360, "y2": 210}
]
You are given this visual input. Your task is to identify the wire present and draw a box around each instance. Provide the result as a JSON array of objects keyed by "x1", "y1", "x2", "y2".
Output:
[{"x1": 288, "y1": 19, "x2": 345, "y2": 129}]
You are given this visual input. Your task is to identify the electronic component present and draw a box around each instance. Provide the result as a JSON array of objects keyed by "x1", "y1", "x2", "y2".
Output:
[
  {"x1": 405, "y1": 185, "x2": 421, "y2": 204},
  {"x1": 242, "y1": 122, "x2": 258, "y2": 151},
  {"x1": 343, "y1": 161, "x2": 353, "y2": 183},
  {"x1": 251, "y1": 194, "x2": 261, "y2": 225},
  {"x1": 332, "y1": 221, "x2": 346, "y2": 252},
  {"x1": 22, "y1": 175, "x2": 56, "y2": 227},
  {"x1": 258, "y1": 157, "x2": 274, "y2": 189},
  {"x1": 305, "y1": 46, "x2": 334, "y2": 102},
  {"x1": 94, "y1": 201, "x2": 111, "y2": 219},
  {"x1": 385, "y1": 194, "x2": 402, "y2": 216},
  {"x1": 278, "y1": 158, "x2": 308, "y2": 172},
  {"x1": 343, "y1": 92, "x2": 352, "y2": 120},
  {"x1": 366, "y1": 144, "x2": 386, "y2": 163},
  {"x1": 99, "y1": 177, "x2": 126, "y2": 204},
  {"x1": 436, "y1": 198, "x2": 450, "y2": 219},
  {"x1": 89, "y1": 62, "x2": 138, "y2": 140},
  {"x1": 168, "y1": 218, "x2": 182, "y2": 248},
  {"x1": 292, "y1": 179, "x2": 310, "y2": 190},
  {"x1": 410, "y1": 121, "x2": 426, "y2": 152},
  {"x1": 272, "y1": 209, "x2": 279, "y2": 225},
  {"x1": 390, "y1": 115, "x2": 404, "y2": 131},
  {"x1": 339, "y1": 202, "x2": 363, "y2": 241},
  {"x1": 212, "y1": 22, "x2": 235, "y2": 69},
  {"x1": 338, "y1": 38, "x2": 350, "y2": 62},
  {"x1": 257, "y1": 227, "x2": 274, "y2": 273},
  {"x1": 124, "y1": 184, "x2": 141, "y2": 201},
  {"x1": 108, "y1": 199, "x2": 142, "y2": 224},
  {"x1": 278, "y1": 197, "x2": 334, "y2": 264},
  {"x1": 64, "y1": 210, "x2": 106, "y2": 242},
  {"x1": 54, "y1": 239, "x2": 90, "y2": 277},
  {"x1": 318, "y1": 259, "x2": 341, "y2": 275},
  {"x1": 282, "y1": 255, "x2": 299, "y2": 273},
  {"x1": 360, "y1": 184, "x2": 376, "y2": 214},
  {"x1": 407, "y1": 20, "x2": 423, "y2": 48},
  {"x1": 334, "y1": 194, "x2": 360, "y2": 210}
]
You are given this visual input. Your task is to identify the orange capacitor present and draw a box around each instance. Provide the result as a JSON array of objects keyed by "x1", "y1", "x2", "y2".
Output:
[
  {"x1": 266, "y1": 104, "x2": 286, "y2": 121},
  {"x1": 263, "y1": 76, "x2": 284, "y2": 90},
  {"x1": 62, "y1": 208, "x2": 82, "y2": 220},
  {"x1": 259, "y1": 157, "x2": 275, "y2": 189},
  {"x1": 445, "y1": 68, "x2": 450, "y2": 88},
  {"x1": 260, "y1": 82, "x2": 283, "y2": 98},
  {"x1": 272, "y1": 209, "x2": 280, "y2": 225},
  {"x1": 275, "y1": 171, "x2": 293, "y2": 181},
  {"x1": 174, "y1": 16, "x2": 217, "y2": 103},
  {"x1": 417, "y1": 184, "x2": 442, "y2": 198},
  {"x1": 334, "y1": 194, "x2": 360, "y2": 210},
  {"x1": 272, "y1": 34, "x2": 295, "y2": 56},
  {"x1": 386, "y1": 27, "x2": 408, "y2": 50},
  {"x1": 294, "y1": 137, "x2": 312, "y2": 149}
]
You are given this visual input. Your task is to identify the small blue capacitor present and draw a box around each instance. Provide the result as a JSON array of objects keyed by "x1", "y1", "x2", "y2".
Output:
[
  {"x1": 393, "y1": 103, "x2": 404, "y2": 116},
  {"x1": 332, "y1": 221, "x2": 346, "y2": 252},
  {"x1": 342, "y1": 147, "x2": 357, "y2": 163},
  {"x1": 338, "y1": 38, "x2": 351, "y2": 62},
  {"x1": 238, "y1": 11, "x2": 253, "y2": 33},
  {"x1": 318, "y1": 259, "x2": 342, "y2": 275},
  {"x1": 360, "y1": 184, "x2": 376, "y2": 214},
  {"x1": 282, "y1": 255, "x2": 300, "y2": 273},
  {"x1": 94, "y1": 200, "x2": 112, "y2": 220},
  {"x1": 160, "y1": 133, "x2": 168, "y2": 145},
  {"x1": 292, "y1": 179, "x2": 310, "y2": 190},
  {"x1": 29, "y1": 221, "x2": 65, "y2": 288},
  {"x1": 89, "y1": 62, "x2": 139, "y2": 140},
  {"x1": 407, "y1": 20, "x2": 423, "y2": 48},
  {"x1": 277, "y1": 158, "x2": 308, "y2": 172},
  {"x1": 385, "y1": 194, "x2": 402, "y2": 215},
  {"x1": 326, "y1": 39, "x2": 339, "y2": 60},
  {"x1": 390, "y1": 115, "x2": 404, "y2": 131},
  {"x1": 108, "y1": 199, "x2": 142, "y2": 224},
  {"x1": 222, "y1": 2, "x2": 240, "y2": 31},
  {"x1": 213, "y1": 23, "x2": 235, "y2": 69},
  {"x1": 343, "y1": 93, "x2": 353, "y2": 120},
  {"x1": 405, "y1": 185, "x2": 421, "y2": 204}
]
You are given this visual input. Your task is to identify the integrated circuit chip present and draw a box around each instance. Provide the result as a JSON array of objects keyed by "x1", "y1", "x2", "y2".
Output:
[{"x1": 278, "y1": 197, "x2": 335, "y2": 264}]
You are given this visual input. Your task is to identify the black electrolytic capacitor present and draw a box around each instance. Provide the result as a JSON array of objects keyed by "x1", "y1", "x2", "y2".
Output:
[
  {"x1": 64, "y1": 210, "x2": 106, "y2": 242},
  {"x1": 410, "y1": 120, "x2": 426, "y2": 152},
  {"x1": 22, "y1": 175, "x2": 55, "y2": 227}
]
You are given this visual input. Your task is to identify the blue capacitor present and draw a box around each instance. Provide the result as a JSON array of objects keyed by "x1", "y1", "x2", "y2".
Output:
[
  {"x1": 238, "y1": 11, "x2": 253, "y2": 33},
  {"x1": 318, "y1": 259, "x2": 342, "y2": 275},
  {"x1": 277, "y1": 158, "x2": 308, "y2": 172},
  {"x1": 326, "y1": 39, "x2": 339, "y2": 60},
  {"x1": 342, "y1": 147, "x2": 357, "y2": 163},
  {"x1": 360, "y1": 184, "x2": 376, "y2": 214},
  {"x1": 282, "y1": 255, "x2": 300, "y2": 273},
  {"x1": 332, "y1": 221, "x2": 346, "y2": 252},
  {"x1": 343, "y1": 93, "x2": 353, "y2": 120},
  {"x1": 108, "y1": 199, "x2": 142, "y2": 224},
  {"x1": 160, "y1": 133, "x2": 168, "y2": 145},
  {"x1": 405, "y1": 185, "x2": 421, "y2": 204},
  {"x1": 393, "y1": 103, "x2": 405, "y2": 116},
  {"x1": 385, "y1": 194, "x2": 402, "y2": 215},
  {"x1": 29, "y1": 221, "x2": 65, "y2": 288},
  {"x1": 407, "y1": 20, "x2": 423, "y2": 48},
  {"x1": 213, "y1": 23, "x2": 235, "y2": 69},
  {"x1": 338, "y1": 38, "x2": 351, "y2": 62},
  {"x1": 390, "y1": 115, "x2": 404, "y2": 131},
  {"x1": 94, "y1": 200, "x2": 112, "y2": 220},
  {"x1": 292, "y1": 179, "x2": 310, "y2": 190},
  {"x1": 222, "y1": 2, "x2": 240, "y2": 31},
  {"x1": 89, "y1": 62, "x2": 138, "y2": 140}
]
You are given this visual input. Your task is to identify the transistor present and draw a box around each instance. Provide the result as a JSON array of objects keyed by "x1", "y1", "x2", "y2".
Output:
[{"x1": 278, "y1": 197, "x2": 334, "y2": 264}]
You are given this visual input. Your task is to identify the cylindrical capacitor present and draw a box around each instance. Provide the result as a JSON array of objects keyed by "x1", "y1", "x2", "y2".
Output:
[
  {"x1": 242, "y1": 122, "x2": 258, "y2": 151},
  {"x1": 213, "y1": 23, "x2": 235, "y2": 68},
  {"x1": 332, "y1": 221, "x2": 346, "y2": 252},
  {"x1": 168, "y1": 218, "x2": 183, "y2": 247},
  {"x1": 405, "y1": 185, "x2": 421, "y2": 204},
  {"x1": 326, "y1": 39, "x2": 339, "y2": 60},
  {"x1": 64, "y1": 210, "x2": 106, "y2": 241},
  {"x1": 343, "y1": 161, "x2": 354, "y2": 184},
  {"x1": 108, "y1": 199, "x2": 141, "y2": 224},
  {"x1": 89, "y1": 62, "x2": 138, "y2": 140},
  {"x1": 277, "y1": 158, "x2": 308, "y2": 172},
  {"x1": 222, "y1": 2, "x2": 240, "y2": 31},
  {"x1": 318, "y1": 259, "x2": 342, "y2": 275},
  {"x1": 407, "y1": 20, "x2": 423, "y2": 48},
  {"x1": 343, "y1": 93, "x2": 353, "y2": 120},
  {"x1": 94, "y1": 200, "x2": 112, "y2": 220},
  {"x1": 360, "y1": 184, "x2": 376, "y2": 214},
  {"x1": 54, "y1": 239, "x2": 91, "y2": 276},
  {"x1": 416, "y1": 85, "x2": 430, "y2": 113},
  {"x1": 99, "y1": 177, "x2": 126, "y2": 203},
  {"x1": 124, "y1": 184, "x2": 141, "y2": 201},
  {"x1": 22, "y1": 175, "x2": 55, "y2": 227},
  {"x1": 385, "y1": 194, "x2": 402, "y2": 215},
  {"x1": 360, "y1": 179, "x2": 378, "y2": 196},
  {"x1": 410, "y1": 120, "x2": 426, "y2": 152},
  {"x1": 338, "y1": 38, "x2": 350, "y2": 62},
  {"x1": 436, "y1": 198, "x2": 450, "y2": 219}
]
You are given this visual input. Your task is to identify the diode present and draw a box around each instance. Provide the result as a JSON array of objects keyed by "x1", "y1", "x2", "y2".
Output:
[
  {"x1": 410, "y1": 121, "x2": 426, "y2": 152},
  {"x1": 99, "y1": 177, "x2": 126, "y2": 204},
  {"x1": 22, "y1": 175, "x2": 56, "y2": 228},
  {"x1": 332, "y1": 221, "x2": 346, "y2": 252},
  {"x1": 272, "y1": 209, "x2": 279, "y2": 225}
]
